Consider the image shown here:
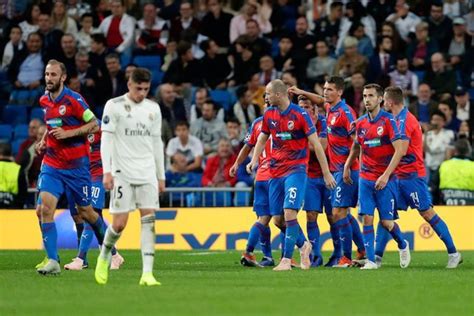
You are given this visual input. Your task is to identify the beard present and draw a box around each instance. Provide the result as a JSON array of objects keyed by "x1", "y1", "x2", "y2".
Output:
[{"x1": 46, "y1": 81, "x2": 61, "y2": 93}]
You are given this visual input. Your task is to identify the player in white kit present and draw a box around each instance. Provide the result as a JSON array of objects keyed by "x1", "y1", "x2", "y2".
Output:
[{"x1": 94, "y1": 68, "x2": 165, "y2": 286}]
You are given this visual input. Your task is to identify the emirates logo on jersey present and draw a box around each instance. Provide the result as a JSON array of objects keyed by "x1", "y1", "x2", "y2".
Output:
[
  {"x1": 377, "y1": 126, "x2": 384, "y2": 136},
  {"x1": 59, "y1": 105, "x2": 66, "y2": 115},
  {"x1": 287, "y1": 121, "x2": 294, "y2": 130}
]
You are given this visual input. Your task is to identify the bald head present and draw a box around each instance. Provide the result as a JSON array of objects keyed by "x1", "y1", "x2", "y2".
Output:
[
  {"x1": 265, "y1": 79, "x2": 289, "y2": 107},
  {"x1": 268, "y1": 79, "x2": 288, "y2": 95}
]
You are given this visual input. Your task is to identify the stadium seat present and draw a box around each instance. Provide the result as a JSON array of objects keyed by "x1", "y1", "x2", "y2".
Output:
[
  {"x1": 469, "y1": 88, "x2": 474, "y2": 100},
  {"x1": 414, "y1": 71, "x2": 425, "y2": 82},
  {"x1": 133, "y1": 55, "x2": 162, "y2": 70},
  {"x1": 234, "y1": 191, "x2": 250, "y2": 206},
  {"x1": 2, "y1": 105, "x2": 28, "y2": 125},
  {"x1": 13, "y1": 124, "x2": 29, "y2": 139},
  {"x1": 151, "y1": 69, "x2": 164, "y2": 92},
  {"x1": 210, "y1": 90, "x2": 234, "y2": 111},
  {"x1": 30, "y1": 107, "x2": 44, "y2": 121},
  {"x1": 11, "y1": 138, "x2": 25, "y2": 156},
  {"x1": 0, "y1": 124, "x2": 12, "y2": 141},
  {"x1": 120, "y1": 53, "x2": 132, "y2": 69},
  {"x1": 9, "y1": 89, "x2": 43, "y2": 105}
]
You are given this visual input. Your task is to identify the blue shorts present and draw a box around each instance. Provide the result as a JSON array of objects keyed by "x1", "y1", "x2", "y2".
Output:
[
  {"x1": 397, "y1": 177, "x2": 432, "y2": 212},
  {"x1": 331, "y1": 170, "x2": 359, "y2": 208},
  {"x1": 67, "y1": 180, "x2": 105, "y2": 216},
  {"x1": 304, "y1": 177, "x2": 332, "y2": 214},
  {"x1": 358, "y1": 177, "x2": 397, "y2": 220},
  {"x1": 38, "y1": 164, "x2": 91, "y2": 207},
  {"x1": 269, "y1": 172, "x2": 307, "y2": 214},
  {"x1": 253, "y1": 180, "x2": 270, "y2": 217}
]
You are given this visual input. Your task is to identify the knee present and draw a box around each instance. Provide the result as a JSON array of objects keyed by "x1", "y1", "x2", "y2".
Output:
[
  {"x1": 112, "y1": 222, "x2": 126, "y2": 233},
  {"x1": 72, "y1": 215, "x2": 83, "y2": 224},
  {"x1": 273, "y1": 217, "x2": 284, "y2": 229},
  {"x1": 332, "y1": 208, "x2": 347, "y2": 221},
  {"x1": 420, "y1": 209, "x2": 435, "y2": 222},
  {"x1": 258, "y1": 216, "x2": 271, "y2": 226},
  {"x1": 326, "y1": 214, "x2": 334, "y2": 225},
  {"x1": 380, "y1": 220, "x2": 393, "y2": 230},
  {"x1": 363, "y1": 215, "x2": 374, "y2": 226},
  {"x1": 306, "y1": 212, "x2": 317, "y2": 223}
]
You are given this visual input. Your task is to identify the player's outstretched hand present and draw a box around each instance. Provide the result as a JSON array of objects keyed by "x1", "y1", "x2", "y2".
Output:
[
  {"x1": 375, "y1": 174, "x2": 389, "y2": 190},
  {"x1": 287, "y1": 86, "x2": 303, "y2": 96},
  {"x1": 158, "y1": 180, "x2": 165, "y2": 194},
  {"x1": 103, "y1": 173, "x2": 114, "y2": 191},
  {"x1": 35, "y1": 140, "x2": 46, "y2": 155},
  {"x1": 323, "y1": 173, "x2": 336, "y2": 189},
  {"x1": 50, "y1": 127, "x2": 71, "y2": 140},
  {"x1": 229, "y1": 163, "x2": 238, "y2": 178},
  {"x1": 343, "y1": 167, "x2": 353, "y2": 185},
  {"x1": 246, "y1": 160, "x2": 257, "y2": 174}
]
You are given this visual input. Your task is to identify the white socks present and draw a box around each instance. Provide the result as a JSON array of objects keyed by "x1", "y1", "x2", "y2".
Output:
[
  {"x1": 141, "y1": 214, "x2": 155, "y2": 274},
  {"x1": 99, "y1": 226, "x2": 121, "y2": 261}
]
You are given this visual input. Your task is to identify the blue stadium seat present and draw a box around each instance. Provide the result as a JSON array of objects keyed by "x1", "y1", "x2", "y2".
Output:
[
  {"x1": 2, "y1": 105, "x2": 28, "y2": 125},
  {"x1": 414, "y1": 71, "x2": 425, "y2": 82},
  {"x1": 30, "y1": 107, "x2": 45, "y2": 121},
  {"x1": 10, "y1": 89, "x2": 43, "y2": 105},
  {"x1": 0, "y1": 124, "x2": 12, "y2": 142},
  {"x1": 11, "y1": 138, "x2": 26, "y2": 156},
  {"x1": 234, "y1": 191, "x2": 250, "y2": 206},
  {"x1": 13, "y1": 124, "x2": 29, "y2": 139},
  {"x1": 133, "y1": 55, "x2": 162, "y2": 70},
  {"x1": 120, "y1": 53, "x2": 132, "y2": 69},
  {"x1": 210, "y1": 90, "x2": 234, "y2": 111},
  {"x1": 469, "y1": 88, "x2": 474, "y2": 100},
  {"x1": 151, "y1": 69, "x2": 164, "y2": 92}
]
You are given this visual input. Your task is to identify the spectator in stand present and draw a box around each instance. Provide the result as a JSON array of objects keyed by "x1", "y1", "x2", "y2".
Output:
[
  {"x1": 386, "y1": 0, "x2": 422, "y2": 42},
  {"x1": 190, "y1": 100, "x2": 228, "y2": 155},
  {"x1": 257, "y1": 55, "x2": 280, "y2": 86},
  {"x1": 344, "y1": 71, "x2": 365, "y2": 116},
  {"x1": 439, "y1": 102, "x2": 462, "y2": 133},
  {"x1": 233, "y1": 85, "x2": 260, "y2": 132},
  {"x1": 52, "y1": 0, "x2": 78, "y2": 35},
  {"x1": 427, "y1": 2, "x2": 453, "y2": 53},
  {"x1": 95, "y1": 53, "x2": 126, "y2": 104},
  {"x1": 229, "y1": 0, "x2": 272, "y2": 43},
  {"x1": 91, "y1": 0, "x2": 111, "y2": 28},
  {"x1": 74, "y1": 51, "x2": 97, "y2": 106},
  {"x1": 290, "y1": 16, "x2": 316, "y2": 83},
  {"x1": 448, "y1": 17, "x2": 471, "y2": 69},
  {"x1": 306, "y1": 40, "x2": 336, "y2": 86},
  {"x1": 268, "y1": 0, "x2": 298, "y2": 37},
  {"x1": 169, "y1": 1, "x2": 200, "y2": 43},
  {"x1": 0, "y1": 143, "x2": 28, "y2": 208},
  {"x1": 67, "y1": 0, "x2": 92, "y2": 23},
  {"x1": 406, "y1": 21, "x2": 439, "y2": 71},
  {"x1": 367, "y1": 36, "x2": 395, "y2": 86},
  {"x1": 1, "y1": 25, "x2": 24, "y2": 71},
  {"x1": 89, "y1": 33, "x2": 110, "y2": 78},
  {"x1": 190, "y1": 87, "x2": 224, "y2": 123},
  {"x1": 19, "y1": 3, "x2": 40, "y2": 42},
  {"x1": 464, "y1": 5, "x2": 474, "y2": 39},
  {"x1": 165, "y1": 152, "x2": 202, "y2": 206},
  {"x1": 229, "y1": 36, "x2": 259, "y2": 86},
  {"x1": 57, "y1": 33, "x2": 78, "y2": 76},
  {"x1": 334, "y1": 36, "x2": 368, "y2": 78},
  {"x1": 313, "y1": 1, "x2": 343, "y2": 52},
  {"x1": 226, "y1": 117, "x2": 244, "y2": 154},
  {"x1": 166, "y1": 121, "x2": 204, "y2": 172},
  {"x1": 161, "y1": 39, "x2": 178, "y2": 72},
  {"x1": 202, "y1": 138, "x2": 237, "y2": 187},
  {"x1": 367, "y1": 0, "x2": 396, "y2": 32},
  {"x1": 424, "y1": 110, "x2": 456, "y2": 204},
  {"x1": 458, "y1": 120, "x2": 471, "y2": 144},
  {"x1": 409, "y1": 83, "x2": 438, "y2": 131},
  {"x1": 336, "y1": 2, "x2": 376, "y2": 55},
  {"x1": 389, "y1": 55, "x2": 418, "y2": 97},
  {"x1": 442, "y1": 0, "x2": 470, "y2": 19},
  {"x1": 345, "y1": 20, "x2": 374, "y2": 59},
  {"x1": 76, "y1": 13, "x2": 97, "y2": 53},
  {"x1": 7, "y1": 32, "x2": 44, "y2": 99},
  {"x1": 381, "y1": 21, "x2": 405, "y2": 54},
  {"x1": 15, "y1": 119, "x2": 44, "y2": 188},
  {"x1": 245, "y1": 19, "x2": 271, "y2": 58},
  {"x1": 200, "y1": 0, "x2": 233, "y2": 49},
  {"x1": 163, "y1": 41, "x2": 202, "y2": 87},
  {"x1": 98, "y1": 0, "x2": 136, "y2": 56},
  {"x1": 135, "y1": 3, "x2": 168, "y2": 56},
  {"x1": 37, "y1": 12, "x2": 64, "y2": 61},
  {"x1": 454, "y1": 87, "x2": 472, "y2": 123},
  {"x1": 156, "y1": 83, "x2": 188, "y2": 131},
  {"x1": 273, "y1": 34, "x2": 294, "y2": 72},
  {"x1": 124, "y1": 63, "x2": 137, "y2": 81},
  {"x1": 423, "y1": 52, "x2": 457, "y2": 100},
  {"x1": 199, "y1": 39, "x2": 232, "y2": 89},
  {"x1": 247, "y1": 72, "x2": 265, "y2": 111}
]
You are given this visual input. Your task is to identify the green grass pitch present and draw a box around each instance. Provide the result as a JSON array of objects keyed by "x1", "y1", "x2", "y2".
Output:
[{"x1": 1, "y1": 250, "x2": 472, "y2": 316}]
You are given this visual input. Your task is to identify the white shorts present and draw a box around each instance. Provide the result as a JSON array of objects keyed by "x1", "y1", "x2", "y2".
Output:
[{"x1": 109, "y1": 177, "x2": 159, "y2": 214}]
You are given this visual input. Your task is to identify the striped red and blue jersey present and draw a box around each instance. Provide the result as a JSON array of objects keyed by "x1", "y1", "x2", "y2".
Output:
[
  {"x1": 261, "y1": 103, "x2": 316, "y2": 178},
  {"x1": 39, "y1": 87, "x2": 94, "y2": 169},
  {"x1": 394, "y1": 107, "x2": 426, "y2": 178},
  {"x1": 326, "y1": 100, "x2": 359, "y2": 172},
  {"x1": 245, "y1": 116, "x2": 272, "y2": 181},
  {"x1": 308, "y1": 114, "x2": 328, "y2": 179},
  {"x1": 88, "y1": 120, "x2": 103, "y2": 182},
  {"x1": 355, "y1": 110, "x2": 400, "y2": 181}
]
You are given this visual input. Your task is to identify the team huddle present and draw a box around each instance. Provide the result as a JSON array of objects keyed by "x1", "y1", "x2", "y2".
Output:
[
  {"x1": 234, "y1": 77, "x2": 463, "y2": 270},
  {"x1": 34, "y1": 59, "x2": 164, "y2": 286}
]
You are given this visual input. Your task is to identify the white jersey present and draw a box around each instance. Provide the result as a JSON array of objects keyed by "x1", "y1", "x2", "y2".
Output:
[{"x1": 101, "y1": 94, "x2": 164, "y2": 184}]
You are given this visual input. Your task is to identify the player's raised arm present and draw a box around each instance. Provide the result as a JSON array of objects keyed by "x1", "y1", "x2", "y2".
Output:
[
  {"x1": 288, "y1": 86, "x2": 325, "y2": 106},
  {"x1": 343, "y1": 142, "x2": 360, "y2": 185},
  {"x1": 246, "y1": 132, "x2": 269, "y2": 174},
  {"x1": 307, "y1": 133, "x2": 336, "y2": 189}
]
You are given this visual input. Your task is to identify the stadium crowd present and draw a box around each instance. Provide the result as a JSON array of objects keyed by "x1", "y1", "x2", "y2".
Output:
[{"x1": 0, "y1": 0, "x2": 473, "y2": 208}]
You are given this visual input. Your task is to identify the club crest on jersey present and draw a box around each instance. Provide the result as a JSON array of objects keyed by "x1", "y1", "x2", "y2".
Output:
[
  {"x1": 287, "y1": 120, "x2": 294, "y2": 130},
  {"x1": 87, "y1": 134, "x2": 95, "y2": 143},
  {"x1": 124, "y1": 104, "x2": 131, "y2": 112},
  {"x1": 103, "y1": 115, "x2": 110, "y2": 124},
  {"x1": 59, "y1": 105, "x2": 66, "y2": 115},
  {"x1": 377, "y1": 126, "x2": 384, "y2": 136}
]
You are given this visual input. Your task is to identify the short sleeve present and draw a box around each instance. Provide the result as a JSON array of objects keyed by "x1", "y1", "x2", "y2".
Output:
[
  {"x1": 192, "y1": 137, "x2": 204, "y2": 156},
  {"x1": 101, "y1": 101, "x2": 117, "y2": 133},
  {"x1": 388, "y1": 117, "x2": 400, "y2": 143},
  {"x1": 72, "y1": 93, "x2": 95, "y2": 123},
  {"x1": 344, "y1": 108, "x2": 357, "y2": 135},
  {"x1": 261, "y1": 111, "x2": 270, "y2": 135},
  {"x1": 301, "y1": 111, "x2": 316, "y2": 136},
  {"x1": 317, "y1": 115, "x2": 328, "y2": 139},
  {"x1": 244, "y1": 121, "x2": 258, "y2": 147}
]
